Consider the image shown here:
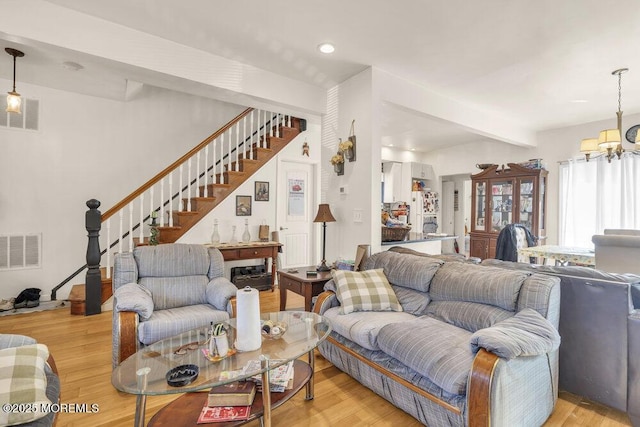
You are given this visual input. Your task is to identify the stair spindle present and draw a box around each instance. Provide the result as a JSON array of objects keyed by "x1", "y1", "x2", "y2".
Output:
[
  {"x1": 235, "y1": 122, "x2": 240, "y2": 172},
  {"x1": 168, "y1": 171, "x2": 174, "y2": 227},
  {"x1": 250, "y1": 111, "x2": 254, "y2": 160},
  {"x1": 178, "y1": 165, "x2": 183, "y2": 212},
  {"x1": 203, "y1": 146, "x2": 209, "y2": 197},
  {"x1": 118, "y1": 210, "x2": 123, "y2": 254},
  {"x1": 105, "y1": 218, "x2": 111, "y2": 279},
  {"x1": 138, "y1": 193, "x2": 144, "y2": 244},
  {"x1": 128, "y1": 202, "x2": 134, "y2": 251},
  {"x1": 160, "y1": 178, "x2": 165, "y2": 227},
  {"x1": 187, "y1": 159, "x2": 192, "y2": 212}
]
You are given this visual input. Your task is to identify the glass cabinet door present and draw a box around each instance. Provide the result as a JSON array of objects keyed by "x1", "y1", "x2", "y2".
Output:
[
  {"x1": 473, "y1": 181, "x2": 487, "y2": 232},
  {"x1": 518, "y1": 178, "x2": 534, "y2": 231},
  {"x1": 490, "y1": 179, "x2": 513, "y2": 232}
]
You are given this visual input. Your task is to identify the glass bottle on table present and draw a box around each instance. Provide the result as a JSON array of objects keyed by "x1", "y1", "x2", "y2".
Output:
[
  {"x1": 242, "y1": 219, "x2": 251, "y2": 243},
  {"x1": 210, "y1": 219, "x2": 220, "y2": 244}
]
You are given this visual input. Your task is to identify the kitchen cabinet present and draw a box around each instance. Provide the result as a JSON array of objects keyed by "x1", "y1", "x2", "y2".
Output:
[
  {"x1": 410, "y1": 162, "x2": 435, "y2": 181},
  {"x1": 470, "y1": 163, "x2": 547, "y2": 259},
  {"x1": 382, "y1": 162, "x2": 403, "y2": 203}
]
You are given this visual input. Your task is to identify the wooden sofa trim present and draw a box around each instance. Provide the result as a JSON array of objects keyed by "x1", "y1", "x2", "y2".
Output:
[
  {"x1": 325, "y1": 334, "x2": 462, "y2": 415},
  {"x1": 314, "y1": 290, "x2": 501, "y2": 424},
  {"x1": 468, "y1": 348, "x2": 499, "y2": 427},
  {"x1": 117, "y1": 311, "x2": 138, "y2": 364}
]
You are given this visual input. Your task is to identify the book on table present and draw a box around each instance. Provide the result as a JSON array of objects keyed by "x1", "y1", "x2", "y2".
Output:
[
  {"x1": 197, "y1": 405, "x2": 251, "y2": 424},
  {"x1": 242, "y1": 359, "x2": 294, "y2": 392},
  {"x1": 207, "y1": 381, "x2": 256, "y2": 407}
]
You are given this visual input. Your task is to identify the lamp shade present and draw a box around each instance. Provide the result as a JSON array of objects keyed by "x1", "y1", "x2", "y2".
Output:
[
  {"x1": 6, "y1": 91, "x2": 21, "y2": 114},
  {"x1": 598, "y1": 129, "x2": 621, "y2": 149},
  {"x1": 313, "y1": 204, "x2": 336, "y2": 223},
  {"x1": 580, "y1": 138, "x2": 599, "y2": 153}
]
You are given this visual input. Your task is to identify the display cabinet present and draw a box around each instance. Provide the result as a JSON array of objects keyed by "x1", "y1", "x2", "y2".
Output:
[{"x1": 470, "y1": 163, "x2": 547, "y2": 259}]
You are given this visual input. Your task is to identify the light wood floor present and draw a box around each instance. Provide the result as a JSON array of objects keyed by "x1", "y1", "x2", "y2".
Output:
[{"x1": 1, "y1": 290, "x2": 632, "y2": 426}]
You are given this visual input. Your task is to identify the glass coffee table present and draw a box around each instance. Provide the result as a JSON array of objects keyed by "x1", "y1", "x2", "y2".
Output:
[{"x1": 111, "y1": 311, "x2": 330, "y2": 427}]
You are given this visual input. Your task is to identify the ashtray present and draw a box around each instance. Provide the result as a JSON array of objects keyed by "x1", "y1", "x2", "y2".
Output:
[
  {"x1": 261, "y1": 320, "x2": 287, "y2": 340},
  {"x1": 166, "y1": 364, "x2": 199, "y2": 387}
]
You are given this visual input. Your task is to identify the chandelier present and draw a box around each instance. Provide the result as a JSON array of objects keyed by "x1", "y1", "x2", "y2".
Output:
[{"x1": 580, "y1": 68, "x2": 640, "y2": 162}]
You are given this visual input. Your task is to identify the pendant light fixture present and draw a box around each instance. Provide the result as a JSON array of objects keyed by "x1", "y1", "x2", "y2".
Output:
[
  {"x1": 5, "y1": 47, "x2": 25, "y2": 114},
  {"x1": 578, "y1": 68, "x2": 640, "y2": 162}
]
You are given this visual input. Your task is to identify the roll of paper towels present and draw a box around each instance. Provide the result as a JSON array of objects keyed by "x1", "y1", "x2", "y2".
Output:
[
  {"x1": 235, "y1": 286, "x2": 262, "y2": 351},
  {"x1": 398, "y1": 215, "x2": 407, "y2": 224}
]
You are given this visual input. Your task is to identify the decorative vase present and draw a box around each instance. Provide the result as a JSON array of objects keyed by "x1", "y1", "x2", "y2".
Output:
[
  {"x1": 148, "y1": 217, "x2": 159, "y2": 246},
  {"x1": 334, "y1": 162, "x2": 344, "y2": 175},
  {"x1": 230, "y1": 225, "x2": 238, "y2": 244},
  {"x1": 242, "y1": 219, "x2": 251, "y2": 243},
  {"x1": 210, "y1": 220, "x2": 220, "y2": 244}
]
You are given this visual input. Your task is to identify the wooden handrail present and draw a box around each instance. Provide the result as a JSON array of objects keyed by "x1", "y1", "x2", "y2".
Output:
[{"x1": 101, "y1": 107, "x2": 254, "y2": 222}]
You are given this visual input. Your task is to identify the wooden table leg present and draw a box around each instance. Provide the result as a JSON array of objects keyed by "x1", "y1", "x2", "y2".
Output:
[
  {"x1": 303, "y1": 283, "x2": 313, "y2": 312},
  {"x1": 279, "y1": 273, "x2": 287, "y2": 311}
]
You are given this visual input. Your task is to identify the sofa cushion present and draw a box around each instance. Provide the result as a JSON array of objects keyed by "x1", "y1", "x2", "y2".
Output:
[
  {"x1": 430, "y1": 262, "x2": 530, "y2": 311},
  {"x1": 322, "y1": 306, "x2": 418, "y2": 350},
  {"x1": 138, "y1": 304, "x2": 229, "y2": 345},
  {"x1": 363, "y1": 251, "x2": 443, "y2": 292},
  {"x1": 377, "y1": 316, "x2": 474, "y2": 396},
  {"x1": 332, "y1": 269, "x2": 403, "y2": 315},
  {"x1": 425, "y1": 301, "x2": 513, "y2": 332},
  {"x1": 392, "y1": 285, "x2": 431, "y2": 315},
  {"x1": 470, "y1": 308, "x2": 561, "y2": 360},
  {"x1": 140, "y1": 275, "x2": 208, "y2": 310},
  {"x1": 134, "y1": 243, "x2": 210, "y2": 277},
  {"x1": 0, "y1": 343, "x2": 51, "y2": 426}
]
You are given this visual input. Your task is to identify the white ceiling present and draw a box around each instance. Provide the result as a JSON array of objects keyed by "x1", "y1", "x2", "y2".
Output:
[{"x1": 3, "y1": 0, "x2": 640, "y2": 152}]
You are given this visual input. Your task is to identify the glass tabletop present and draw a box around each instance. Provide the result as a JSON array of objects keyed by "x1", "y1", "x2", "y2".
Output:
[{"x1": 111, "y1": 311, "x2": 331, "y2": 396}]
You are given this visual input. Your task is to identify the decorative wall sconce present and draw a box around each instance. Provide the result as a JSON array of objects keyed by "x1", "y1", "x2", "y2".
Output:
[{"x1": 5, "y1": 48, "x2": 24, "y2": 114}]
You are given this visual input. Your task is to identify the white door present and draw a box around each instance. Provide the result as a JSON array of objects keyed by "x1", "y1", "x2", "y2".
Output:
[
  {"x1": 442, "y1": 181, "x2": 456, "y2": 253},
  {"x1": 276, "y1": 161, "x2": 315, "y2": 269}
]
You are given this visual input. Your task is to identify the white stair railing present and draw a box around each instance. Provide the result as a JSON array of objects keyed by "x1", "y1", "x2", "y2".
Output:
[{"x1": 96, "y1": 108, "x2": 296, "y2": 269}]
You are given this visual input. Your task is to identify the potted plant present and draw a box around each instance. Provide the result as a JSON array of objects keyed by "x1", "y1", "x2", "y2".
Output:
[
  {"x1": 338, "y1": 138, "x2": 354, "y2": 160},
  {"x1": 330, "y1": 152, "x2": 345, "y2": 175}
]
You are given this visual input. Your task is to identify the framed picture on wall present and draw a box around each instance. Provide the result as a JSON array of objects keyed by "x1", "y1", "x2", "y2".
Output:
[
  {"x1": 255, "y1": 181, "x2": 269, "y2": 201},
  {"x1": 236, "y1": 195, "x2": 252, "y2": 216}
]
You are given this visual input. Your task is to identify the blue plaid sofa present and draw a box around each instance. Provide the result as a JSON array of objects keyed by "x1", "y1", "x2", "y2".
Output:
[
  {"x1": 111, "y1": 244, "x2": 237, "y2": 367},
  {"x1": 314, "y1": 251, "x2": 561, "y2": 427},
  {"x1": 0, "y1": 334, "x2": 60, "y2": 426}
]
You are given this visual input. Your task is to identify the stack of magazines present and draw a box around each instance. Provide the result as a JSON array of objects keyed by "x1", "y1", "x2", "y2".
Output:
[{"x1": 242, "y1": 359, "x2": 294, "y2": 392}]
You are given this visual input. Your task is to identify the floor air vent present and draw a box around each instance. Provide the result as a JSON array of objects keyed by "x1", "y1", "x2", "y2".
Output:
[{"x1": 0, "y1": 234, "x2": 41, "y2": 270}]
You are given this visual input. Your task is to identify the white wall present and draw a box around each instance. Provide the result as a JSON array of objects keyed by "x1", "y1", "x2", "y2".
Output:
[{"x1": 0, "y1": 78, "x2": 247, "y2": 301}]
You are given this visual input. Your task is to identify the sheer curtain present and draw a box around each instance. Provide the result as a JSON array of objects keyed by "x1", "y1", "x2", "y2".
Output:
[{"x1": 559, "y1": 153, "x2": 640, "y2": 247}]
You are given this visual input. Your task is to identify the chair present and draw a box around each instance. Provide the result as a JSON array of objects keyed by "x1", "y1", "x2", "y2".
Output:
[
  {"x1": 592, "y1": 233, "x2": 640, "y2": 275},
  {"x1": 111, "y1": 243, "x2": 238, "y2": 367},
  {"x1": 604, "y1": 228, "x2": 640, "y2": 236},
  {"x1": 495, "y1": 223, "x2": 537, "y2": 262}
]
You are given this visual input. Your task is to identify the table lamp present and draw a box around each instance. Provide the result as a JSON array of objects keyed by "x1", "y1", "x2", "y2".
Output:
[{"x1": 313, "y1": 204, "x2": 336, "y2": 271}]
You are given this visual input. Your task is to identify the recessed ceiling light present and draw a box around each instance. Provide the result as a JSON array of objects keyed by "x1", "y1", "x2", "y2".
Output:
[
  {"x1": 62, "y1": 61, "x2": 84, "y2": 71},
  {"x1": 318, "y1": 43, "x2": 335, "y2": 54},
  {"x1": 388, "y1": 144, "x2": 394, "y2": 147},
  {"x1": 571, "y1": 99, "x2": 588, "y2": 103}
]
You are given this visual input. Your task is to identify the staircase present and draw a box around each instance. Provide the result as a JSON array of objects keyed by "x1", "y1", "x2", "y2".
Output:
[{"x1": 67, "y1": 110, "x2": 304, "y2": 315}]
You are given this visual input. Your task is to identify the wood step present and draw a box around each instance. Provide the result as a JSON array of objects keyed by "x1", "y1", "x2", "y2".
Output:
[{"x1": 68, "y1": 277, "x2": 112, "y2": 315}]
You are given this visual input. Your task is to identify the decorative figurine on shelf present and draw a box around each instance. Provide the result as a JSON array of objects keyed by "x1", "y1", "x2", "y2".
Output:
[
  {"x1": 302, "y1": 141, "x2": 309, "y2": 156},
  {"x1": 230, "y1": 225, "x2": 238, "y2": 244},
  {"x1": 242, "y1": 219, "x2": 251, "y2": 243},
  {"x1": 149, "y1": 211, "x2": 159, "y2": 246}
]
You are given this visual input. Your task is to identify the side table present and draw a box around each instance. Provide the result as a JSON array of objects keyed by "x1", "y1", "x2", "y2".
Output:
[{"x1": 278, "y1": 267, "x2": 333, "y2": 311}]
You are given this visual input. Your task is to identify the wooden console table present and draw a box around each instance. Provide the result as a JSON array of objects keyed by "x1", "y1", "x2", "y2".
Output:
[{"x1": 207, "y1": 241, "x2": 282, "y2": 291}]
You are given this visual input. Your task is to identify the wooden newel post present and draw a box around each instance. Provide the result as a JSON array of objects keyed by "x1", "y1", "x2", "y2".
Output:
[{"x1": 85, "y1": 199, "x2": 102, "y2": 316}]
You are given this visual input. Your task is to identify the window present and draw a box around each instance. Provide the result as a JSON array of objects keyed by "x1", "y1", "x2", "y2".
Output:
[{"x1": 559, "y1": 154, "x2": 640, "y2": 247}]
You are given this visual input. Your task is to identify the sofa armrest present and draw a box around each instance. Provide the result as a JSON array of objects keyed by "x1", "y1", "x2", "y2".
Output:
[
  {"x1": 206, "y1": 277, "x2": 238, "y2": 313},
  {"x1": 313, "y1": 290, "x2": 338, "y2": 315},
  {"x1": 470, "y1": 308, "x2": 560, "y2": 360},
  {"x1": 113, "y1": 283, "x2": 154, "y2": 320},
  {"x1": 114, "y1": 311, "x2": 139, "y2": 365}
]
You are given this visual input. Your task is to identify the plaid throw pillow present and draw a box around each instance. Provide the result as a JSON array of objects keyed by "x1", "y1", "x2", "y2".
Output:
[
  {"x1": 0, "y1": 343, "x2": 51, "y2": 426},
  {"x1": 332, "y1": 269, "x2": 403, "y2": 315}
]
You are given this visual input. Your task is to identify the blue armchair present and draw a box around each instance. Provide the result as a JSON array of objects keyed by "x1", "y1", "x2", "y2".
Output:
[{"x1": 111, "y1": 244, "x2": 237, "y2": 367}]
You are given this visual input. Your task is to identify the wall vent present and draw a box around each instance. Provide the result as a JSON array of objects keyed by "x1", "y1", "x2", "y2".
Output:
[
  {"x1": 0, "y1": 234, "x2": 41, "y2": 270},
  {"x1": 0, "y1": 98, "x2": 40, "y2": 131}
]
